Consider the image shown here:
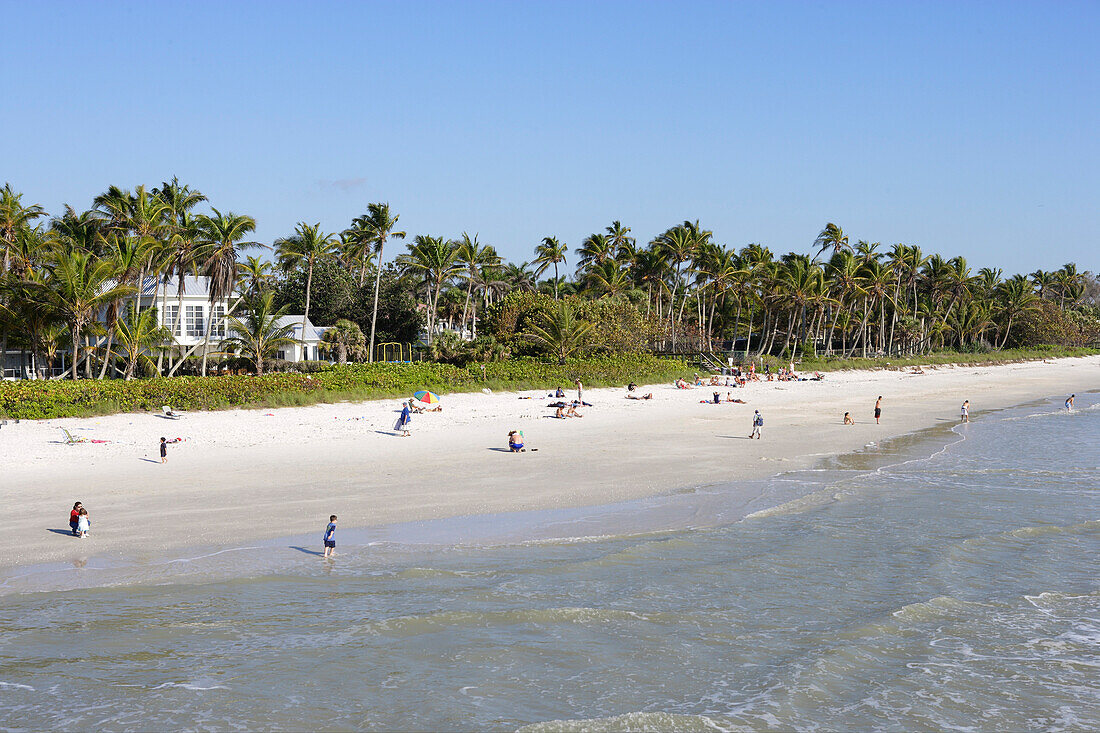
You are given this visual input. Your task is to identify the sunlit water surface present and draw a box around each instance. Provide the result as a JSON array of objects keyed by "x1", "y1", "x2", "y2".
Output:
[{"x1": 1, "y1": 395, "x2": 1098, "y2": 731}]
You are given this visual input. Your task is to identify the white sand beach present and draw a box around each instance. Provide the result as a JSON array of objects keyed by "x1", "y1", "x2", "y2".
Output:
[{"x1": 2, "y1": 356, "x2": 1097, "y2": 570}]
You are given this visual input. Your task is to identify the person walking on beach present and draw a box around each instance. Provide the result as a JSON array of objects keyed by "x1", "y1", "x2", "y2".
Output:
[
  {"x1": 394, "y1": 401, "x2": 412, "y2": 437},
  {"x1": 960, "y1": 400, "x2": 970, "y2": 423},
  {"x1": 749, "y1": 410, "x2": 763, "y2": 439},
  {"x1": 160, "y1": 437, "x2": 168, "y2": 463},
  {"x1": 323, "y1": 515, "x2": 337, "y2": 558},
  {"x1": 1066, "y1": 394, "x2": 1075, "y2": 411},
  {"x1": 69, "y1": 501, "x2": 83, "y2": 536},
  {"x1": 874, "y1": 396, "x2": 883, "y2": 424},
  {"x1": 76, "y1": 507, "x2": 90, "y2": 538}
]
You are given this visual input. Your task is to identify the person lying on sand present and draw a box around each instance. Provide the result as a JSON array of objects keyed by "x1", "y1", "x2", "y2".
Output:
[
  {"x1": 411, "y1": 403, "x2": 442, "y2": 413},
  {"x1": 675, "y1": 378, "x2": 692, "y2": 390},
  {"x1": 724, "y1": 393, "x2": 746, "y2": 404},
  {"x1": 626, "y1": 393, "x2": 653, "y2": 400}
]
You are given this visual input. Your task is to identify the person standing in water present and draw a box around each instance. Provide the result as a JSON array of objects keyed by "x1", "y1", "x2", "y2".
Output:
[
  {"x1": 1066, "y1": 394, "x2": 1075, "y2": 411},
  {"x1": 960, "y1": 400, "x2": 970, "y2": 423},
  {"x1": 874, "y1": 396, "x2": 883, "y2": 424},
  {"x1": 323, "y1": 515, "x2": 337, "y2": 558}
]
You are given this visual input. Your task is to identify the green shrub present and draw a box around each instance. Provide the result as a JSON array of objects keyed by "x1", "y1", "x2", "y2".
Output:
[{"x1": 0, "y1": 356, "x2": 692, "y2": 420}]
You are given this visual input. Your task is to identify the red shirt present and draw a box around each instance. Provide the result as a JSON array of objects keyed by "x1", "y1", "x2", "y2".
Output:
[{"x1": 70, "y1": 509, "x2": 80, "y2": 524}]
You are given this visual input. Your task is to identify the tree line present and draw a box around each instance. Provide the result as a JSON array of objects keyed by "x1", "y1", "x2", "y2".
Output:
[{"x1": 1, "y1": 181, "x2": 1097, "y2": 379}]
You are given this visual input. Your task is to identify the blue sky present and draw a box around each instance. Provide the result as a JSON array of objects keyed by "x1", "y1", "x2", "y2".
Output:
[{"x1": 2, "y1": 1, "x2": 1097, "y2": 274}]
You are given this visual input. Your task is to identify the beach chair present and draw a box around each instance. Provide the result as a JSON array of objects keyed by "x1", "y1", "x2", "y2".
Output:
[
  {"x1": 61, "y1": 428, "x2": 86, "y2": 444},
  {"x1": 162, "y1": 405, "x2": 183, "y2": 420}
]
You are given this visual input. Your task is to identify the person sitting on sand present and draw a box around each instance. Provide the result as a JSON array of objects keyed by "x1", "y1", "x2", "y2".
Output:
[
  {"x1": 555, "y1": 387, "x2": 566, "y2": 399},
  {"x1": 713, "y1": 391, "x2": 721, "y2": 404},
  {"x1": 554, "y1": 405, "x2": 566, "y2": 419},
  {"x1": 725, "y1": 392, "x2": 745, "y2": 404},
  {"x1": 675, "y1": 378, "x2": 691, "y2": 390},
  {"x1": 566, "y1": 402, "x2": 584, "y2": 418},
  {"x1": 844, "y1": 412, "x2": 854, "y2": 425},
  {"x1": 627, "y1": 382, "x2": 637, "y2": 392},
  {"x1": 508, "y1": 430, "x2": 525, "y2": 452}
]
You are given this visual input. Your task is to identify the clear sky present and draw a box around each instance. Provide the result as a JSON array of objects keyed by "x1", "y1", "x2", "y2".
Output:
[{"x1": 2, "y1": 1, "x2": 1097, "y2": 275}]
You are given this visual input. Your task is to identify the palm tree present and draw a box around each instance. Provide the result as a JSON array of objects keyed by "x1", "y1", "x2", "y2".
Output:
[
  {"x1": 219, "y1": 291, "x2": 296, "y2": 376},
  {"x1": 238, "y1": 255, "x2": 273, "y2": 296},
  {"x1": 813, "y1": 223, "x2": 850, "y2": 261},
  {"x1": 525, "y1": 301, "x2": 594, "y2": 364},
  {"x1": 502, "y1": 261, "x2": 537, "y2": 292},
  {"x1": 346, "y1": 203, "x2": 405, "y2": 361},
  {"x1": 275, "y1": 222, "x2": 337, "y2": 360},
  {"x1": 533, "y1": 236, "x2": 568, "y2": 299},
  {"x1": 575, "y1": 233, "x2": 614, "y2": 275},
  {"x1": 995, "y1": 275, "x2": 1038, "y2": 348},
  {"x1": 194, "y1": 209, "x2": 259, "y2": 375},
  {"x1": 584, "y1": 259, "x2": 630, "y2": 297},
  {"x1": 0, "y1": 184, "x2": 46, "y2": 273},
  {"x1": 398, "y1": 235, "x2": 460, "y2": 344},
  {"x1": 36, "y1": 248, "x2": 135, "y2": 379},
  {"x1": 112, "y1": 304, "x2": 171, "y2": 379},
  {"x1": 606, "y1": 221, "x2": 635, "y2": 261},
  {"x1": 456, "y1": 233, "x2": 500, "y2": 335},
  {"x1": 319, "y1": 318, "x2": 366, "y2": 363}
]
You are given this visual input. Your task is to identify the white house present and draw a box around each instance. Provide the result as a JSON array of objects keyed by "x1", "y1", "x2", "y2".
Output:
[
  {"x1": 2, "y1": 275, "x2": 330, "y2": 378},
  {"x1": 272, "y1": 315, "x2": 329, "y2": 362}
]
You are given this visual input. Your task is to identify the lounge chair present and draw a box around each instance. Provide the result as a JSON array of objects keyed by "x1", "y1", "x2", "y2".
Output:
[
  {"x1": 162, "y1": 405, "x2": 183, "y2": 420},
  {"x1": 61, "y1": 428, "x2": 86, "y2": 444}
]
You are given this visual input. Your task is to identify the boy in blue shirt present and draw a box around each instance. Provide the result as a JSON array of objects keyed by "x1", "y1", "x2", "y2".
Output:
[{"x1": 323, "y1": 515, "x2": 337, "y2": 558}]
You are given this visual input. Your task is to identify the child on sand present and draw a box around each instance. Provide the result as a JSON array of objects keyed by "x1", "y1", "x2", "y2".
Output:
[
  {"x1": 508, "y1": 430, "x2": 525, "y2": 452},
  {"x1": 844, "y1": 412, "x2": 854, "y2": 425},
  {"x1": 323, "y1": 515, "x2": 337, "y2": 558},
  {"x1": 77, "y1": 508, "x2": 90, "y2": 538},
  {"x1": 160, "y1": 437, "x2": 167, "y2": 463}
]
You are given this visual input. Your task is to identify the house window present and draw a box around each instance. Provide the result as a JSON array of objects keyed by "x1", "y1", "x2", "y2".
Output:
[
  {"x1": 277, "y1": 350, "x2": 286, "y2": 361},
  {"x1": 211, "y1": 305, "x2": 226, "y2": 338},
  {"x1": 165, "y1": 306, "x2": 181, "y2": 336},
  {"x1": 186, "y1": 305, "x2": 205, "y2": 337}
]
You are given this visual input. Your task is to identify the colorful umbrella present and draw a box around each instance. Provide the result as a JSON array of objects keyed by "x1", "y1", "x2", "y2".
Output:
[{"x1": 413, "y1": 390, "x2": 440, "y2": 404}]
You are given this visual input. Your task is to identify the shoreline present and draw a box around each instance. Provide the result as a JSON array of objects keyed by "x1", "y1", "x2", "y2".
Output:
[{"x1": 1, "y1": 356, "x2": 1097, "y2": 578}]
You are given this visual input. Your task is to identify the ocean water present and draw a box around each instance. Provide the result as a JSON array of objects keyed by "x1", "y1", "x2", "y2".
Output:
[{"x1": 1, "y1": 395, "x2": 1098, "y2": 731}]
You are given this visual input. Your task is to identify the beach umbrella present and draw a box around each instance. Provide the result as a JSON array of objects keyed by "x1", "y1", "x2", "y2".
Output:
[{"x1": 413, "y1": 390, "x2": 440, "y2": 404}]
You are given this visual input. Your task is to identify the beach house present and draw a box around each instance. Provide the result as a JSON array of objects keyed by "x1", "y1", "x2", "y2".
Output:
[{"x1": 1, "y1": 275, "x2": 330, "y2": 379}]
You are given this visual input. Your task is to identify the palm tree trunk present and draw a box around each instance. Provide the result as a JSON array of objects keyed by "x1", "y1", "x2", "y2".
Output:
[
  {"x1": 368, "y1": 245, "x2": 384, "y2": 362},
  {"x1": 70, "y1": 324, "x2": 80, "y2": 380},
  {"x1": 301, "y1": 262, "x2": 313, "y2": 361},
  {"x1": 553, "y1": 262, "x2": 559, "y2": 299}
]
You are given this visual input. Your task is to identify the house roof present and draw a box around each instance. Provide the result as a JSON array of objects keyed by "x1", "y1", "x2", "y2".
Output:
[{"x1": 274, "y1": 315, "x2": 328, "y2": 342}]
